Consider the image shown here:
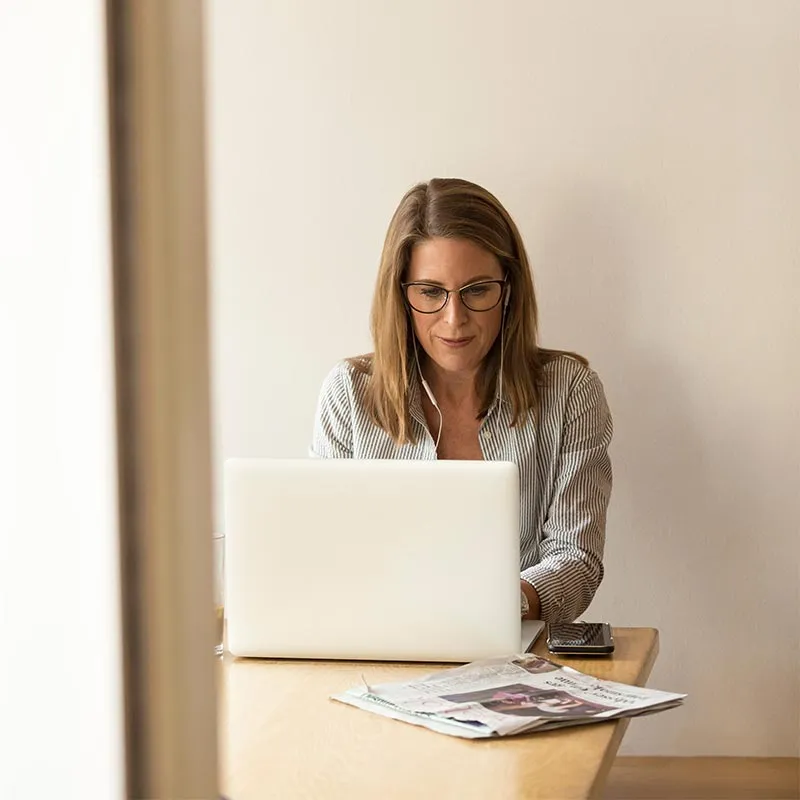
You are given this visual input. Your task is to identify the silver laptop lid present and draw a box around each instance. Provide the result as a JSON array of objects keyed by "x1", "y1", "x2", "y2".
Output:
[{"x1": 224, "y1": 458, "x2": 521, "y2": 662}]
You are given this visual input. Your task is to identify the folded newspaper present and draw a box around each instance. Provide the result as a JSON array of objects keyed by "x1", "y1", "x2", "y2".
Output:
[{"x1": 332, "y1": 654, "x2": 686, "y2": 739}]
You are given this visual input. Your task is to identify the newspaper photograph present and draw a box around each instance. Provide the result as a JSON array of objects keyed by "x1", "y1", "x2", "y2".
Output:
[{"x1": 332, "y1": 653, "x2": 686, "y2": 739}]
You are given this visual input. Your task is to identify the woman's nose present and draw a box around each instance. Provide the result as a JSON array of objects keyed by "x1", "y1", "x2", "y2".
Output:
[{"x1": 442, "y1": 290, "x2": 469, "y2": 324}]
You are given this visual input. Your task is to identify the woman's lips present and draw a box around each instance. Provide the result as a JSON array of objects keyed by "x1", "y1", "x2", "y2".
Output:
[{"x1": 439, "y1": 336, "x2": 474, "y2": 348}]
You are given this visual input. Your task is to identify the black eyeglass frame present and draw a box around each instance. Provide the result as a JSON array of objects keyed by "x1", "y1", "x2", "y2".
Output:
[{"x1": 401, "y1": 278, "x2": 508, "y2": 314}]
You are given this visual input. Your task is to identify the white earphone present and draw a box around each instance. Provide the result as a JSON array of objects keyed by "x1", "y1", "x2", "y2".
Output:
[
  {"x1": 421, "y1": 378, "x2": 440, "y2": 410},
  {"x1": 498, "y1": 282, "x2": 511, "y2": 405},
  {"x1": 410, "y1": 328, "x2": 443, "y2": 450}
]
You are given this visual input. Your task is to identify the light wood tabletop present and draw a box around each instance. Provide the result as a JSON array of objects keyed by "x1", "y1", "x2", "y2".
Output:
[{"x1": 217, "y1": 627, "x2": 659, "y2": 800}]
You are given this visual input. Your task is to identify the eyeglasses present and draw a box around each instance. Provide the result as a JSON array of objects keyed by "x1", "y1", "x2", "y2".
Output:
[{"x1": 402, "y1": 279, "x2": 506, "y2": 314}]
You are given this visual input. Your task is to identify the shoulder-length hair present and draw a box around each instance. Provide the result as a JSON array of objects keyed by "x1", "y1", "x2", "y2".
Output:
[{"x1": 351, "y1": 177, "x2": 586, "y2": 444}]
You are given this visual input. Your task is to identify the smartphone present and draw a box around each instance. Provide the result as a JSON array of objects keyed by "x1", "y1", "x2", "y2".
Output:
[{"x1": 546, "y1": 622, "x2": 615, "y2": 655}]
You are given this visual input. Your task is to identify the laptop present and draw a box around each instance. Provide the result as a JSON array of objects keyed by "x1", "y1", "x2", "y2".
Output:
[{"x1": 223, "y1": 458, "x2": 544, "y2": 662}]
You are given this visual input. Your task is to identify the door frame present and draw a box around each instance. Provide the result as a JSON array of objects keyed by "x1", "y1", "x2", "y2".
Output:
[{"x1": 106, "y1": 2, "x2": 218, "y2": 797}]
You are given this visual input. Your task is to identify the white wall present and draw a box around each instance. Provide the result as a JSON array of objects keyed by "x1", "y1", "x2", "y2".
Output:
[
  {"x1": 207, "y1": 0, "x2": 800, "y2": 755},
  {"x1": 1, "y1": 2, "x2": 125, "y2": 797}
]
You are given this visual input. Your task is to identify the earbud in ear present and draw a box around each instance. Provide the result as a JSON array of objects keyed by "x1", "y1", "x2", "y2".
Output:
[{"x1": 504, "y1": 285, "x2": 511, "y2": 309}]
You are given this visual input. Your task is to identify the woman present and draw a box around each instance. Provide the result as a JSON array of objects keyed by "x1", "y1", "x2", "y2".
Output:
[{"x1": 311, "y1": 178, "x2": 612, "y2": 622}]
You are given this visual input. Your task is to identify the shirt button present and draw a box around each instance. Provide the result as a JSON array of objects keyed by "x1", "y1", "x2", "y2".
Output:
[{"x1": 482, "y1": 430, "x2": 492, "y2": 439}]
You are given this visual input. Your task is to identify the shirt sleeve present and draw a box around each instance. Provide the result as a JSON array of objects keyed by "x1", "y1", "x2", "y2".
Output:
[
  {"x1": 521, "y1": 369, "x2": 613, "y2": 621},
  {"x1": 310, "y1": 362, "x2": 354, "y2": 458}
]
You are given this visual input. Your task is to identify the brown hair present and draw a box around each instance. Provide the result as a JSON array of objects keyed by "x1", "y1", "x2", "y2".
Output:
[{"x1": 351, "y1": 177, "x2": 586, "y2": 444}]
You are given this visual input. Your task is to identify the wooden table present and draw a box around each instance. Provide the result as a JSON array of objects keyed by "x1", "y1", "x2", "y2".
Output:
[{"x1": 218, "y1": 627, "x2": 659, "y2": 800}]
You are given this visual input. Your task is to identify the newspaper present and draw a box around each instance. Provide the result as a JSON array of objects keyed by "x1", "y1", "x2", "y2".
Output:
[{"x1": 332, "y1": 653, "x2": 686, "y2": 739}]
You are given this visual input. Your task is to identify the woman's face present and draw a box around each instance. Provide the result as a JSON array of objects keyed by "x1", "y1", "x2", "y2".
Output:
[{"x1": 405, "y1": 237, "x2": 505, "y2": 379}]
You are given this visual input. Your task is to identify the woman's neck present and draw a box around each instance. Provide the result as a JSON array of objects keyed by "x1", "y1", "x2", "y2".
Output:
[{"x1": 422, "y1": 359, "x2": 479, "y2": 409}]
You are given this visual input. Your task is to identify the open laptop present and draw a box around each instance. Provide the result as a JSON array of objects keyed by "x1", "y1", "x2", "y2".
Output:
[{"x1": 224, "y1": 458, "x2": 544, "y2": 662}]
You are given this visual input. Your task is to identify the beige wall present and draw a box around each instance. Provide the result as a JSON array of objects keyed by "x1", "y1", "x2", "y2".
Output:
[
  {"x1": 1, "y1": 2, "x2": 125, "y2": 797},
  {"x1": 206, "y1": 0, "x2": 800, "y2": 755}
]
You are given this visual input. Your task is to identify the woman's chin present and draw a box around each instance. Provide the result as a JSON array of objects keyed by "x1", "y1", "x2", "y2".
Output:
[{"x1": 429, "y1": 348, "x2": 484, "y2": 374}]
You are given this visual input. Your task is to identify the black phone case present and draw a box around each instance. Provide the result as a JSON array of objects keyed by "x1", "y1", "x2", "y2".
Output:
[{"x1": 546, "y1": 623, "x2": 615, "y2": 655}]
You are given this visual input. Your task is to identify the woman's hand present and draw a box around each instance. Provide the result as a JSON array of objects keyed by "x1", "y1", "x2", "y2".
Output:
[{"x1": 520, "y1": 579, "x2": 542, "y2": 620}]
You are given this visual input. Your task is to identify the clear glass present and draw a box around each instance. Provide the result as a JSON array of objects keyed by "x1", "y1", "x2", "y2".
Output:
[
  {"x1": 213, "y1": 534, "x2": 225, "y2": 657},
  {"x1": 403, "y1": 279, "x2": 505, "y2": 313}
]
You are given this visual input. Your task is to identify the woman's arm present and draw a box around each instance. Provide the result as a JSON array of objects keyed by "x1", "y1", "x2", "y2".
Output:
[{"x1": 522, "y1": 369, "x2": 613, "y2": 621}]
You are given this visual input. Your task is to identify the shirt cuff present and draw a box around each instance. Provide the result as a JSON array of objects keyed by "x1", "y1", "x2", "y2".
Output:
[{"x1": 521, "y1": 564, "x2": 569, "y2": 622}]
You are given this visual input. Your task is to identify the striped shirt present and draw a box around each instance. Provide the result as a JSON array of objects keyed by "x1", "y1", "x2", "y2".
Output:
[{"x1": 311, "y1": 354, "x2": 613, "y2": 622}]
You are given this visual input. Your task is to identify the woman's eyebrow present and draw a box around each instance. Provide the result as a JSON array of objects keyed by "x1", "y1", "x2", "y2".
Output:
[{"x1": 410, "y1": 274, "x2": 498, "y2": 286}]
